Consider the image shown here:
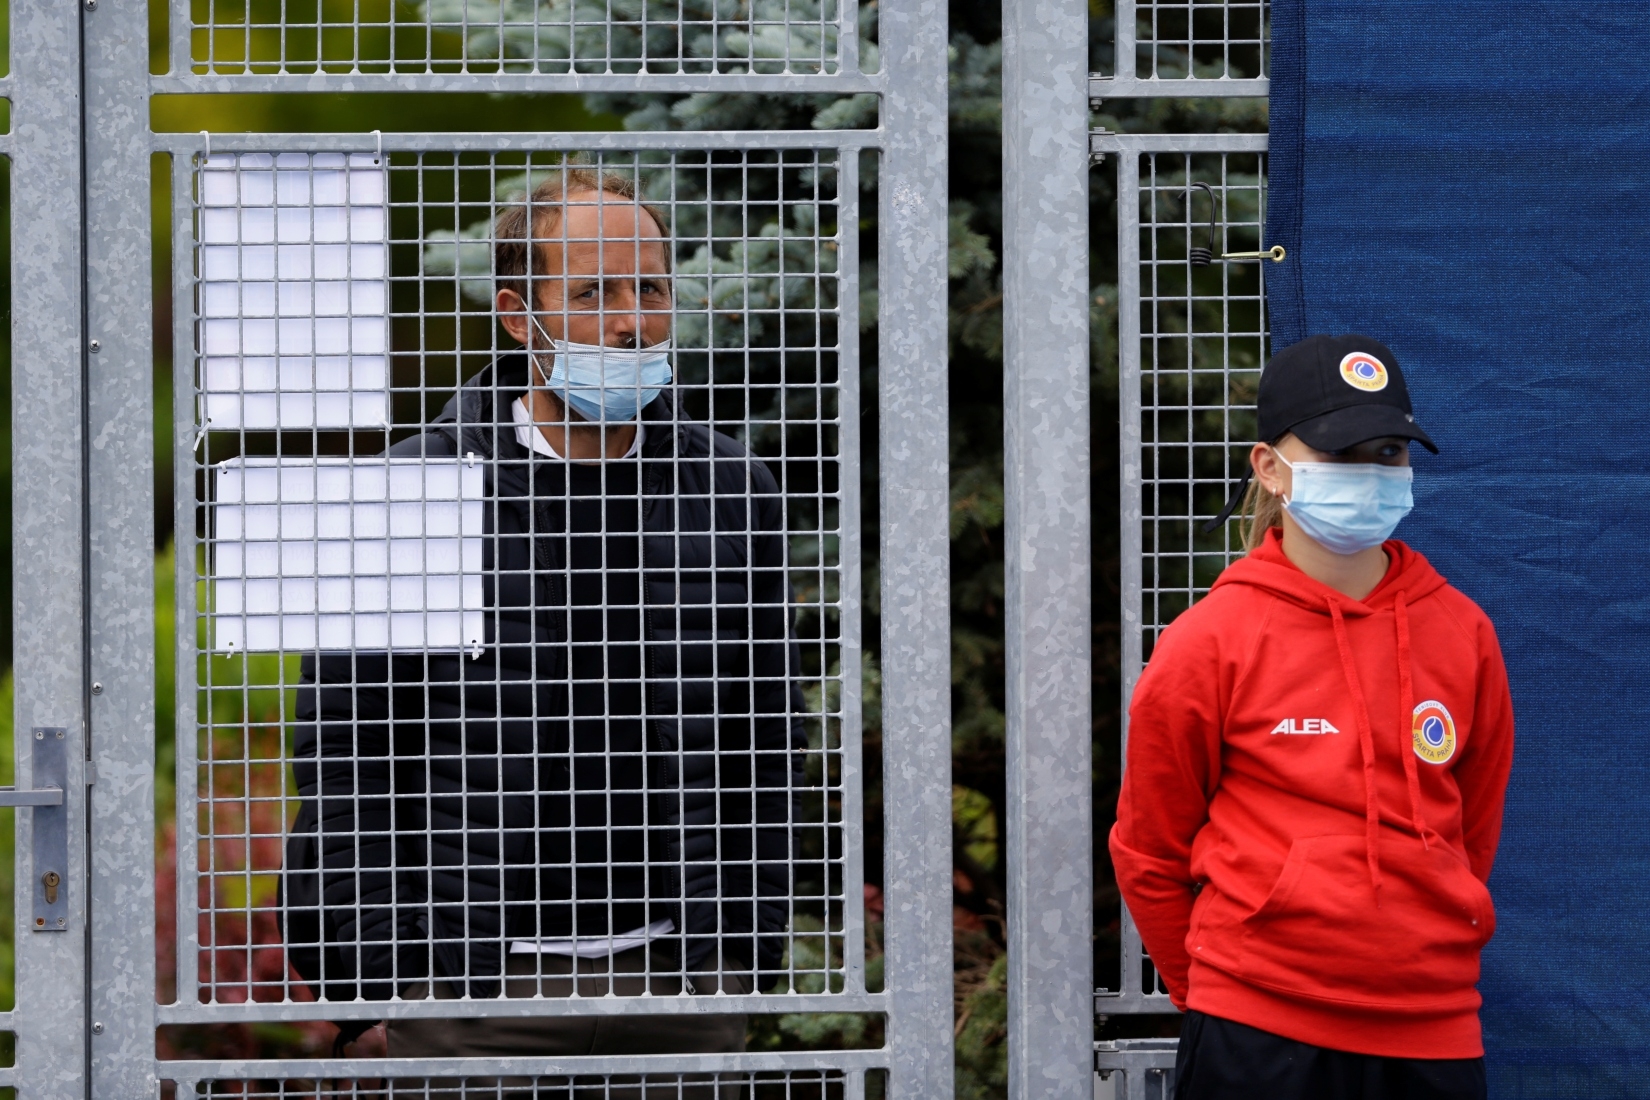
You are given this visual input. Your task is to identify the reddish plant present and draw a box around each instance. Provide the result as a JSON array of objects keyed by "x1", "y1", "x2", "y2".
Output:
[{"x1": 156, "y1": 717, "x2": 335, "y2": 1064}]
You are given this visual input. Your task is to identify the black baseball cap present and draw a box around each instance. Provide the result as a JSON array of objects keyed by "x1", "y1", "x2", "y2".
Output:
[
  {"x1": 1202, "y1": 334, "x2": 1436, "y2": 532},
  {"x1": 1258, "y1": 334, "x2": 1436, "y2": 454}
]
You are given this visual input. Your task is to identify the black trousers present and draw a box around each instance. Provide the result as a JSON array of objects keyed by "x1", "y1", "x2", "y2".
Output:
[{"x1": 1174, "y1": 1011, "x2": 1487, "y2": 1100}]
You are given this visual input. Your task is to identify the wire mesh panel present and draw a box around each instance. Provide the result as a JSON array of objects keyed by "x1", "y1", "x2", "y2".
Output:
[
  {"x1": 1134, "y1": 150, "x2": 1267, "y2": 661},
  {"x1": 1094, "y1": 0, "x2": 1270, "y2": 98},
  {"x1": 169, "y1": 142, "x2": 867, "y2": 1024},
  {"x1": 176, "y1": 0, "x2": 866, "y2": 81},
  {"x1": 1129, "y1": 0, "x2": 1268, "y2": 81},
  {"x1": 1097, "y1": 136, "x2": 1269, "y2": 1012},
  {"x1": 166, "y1": 1067, "x2": 869, "y2": 1098}
]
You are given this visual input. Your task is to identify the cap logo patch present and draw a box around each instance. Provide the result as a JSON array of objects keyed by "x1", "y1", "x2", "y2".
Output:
[
  {"x1": 1412, "y1": 700, "x2": 1457, "y2": 765},
  {"x1": 1339, "y1": 352, "x2": 1389, "y2": 392}
]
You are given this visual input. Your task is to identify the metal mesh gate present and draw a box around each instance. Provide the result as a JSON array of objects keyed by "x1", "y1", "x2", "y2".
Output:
[
  {"x1": 169, "y1": 1062, "x2": 870, "y2": 1097},
  {"x1": 2, "y1": 0, "x2": 950, "y2": 1086},
  {"x1": 166, "y1": 0, "x2": 873, "y2": 85},
  {"x1": 1077, "y1": 2, "x2": 1270, "y2": 1095},
  {"x1": 1104, "y1": 133, "x2": 1270, "y2": 1022},
  {"x1": 172, "y1": 140, "x2": 867, "y2": 1017},
  {"x1": 996, "y1": 0, "x2": 1273, "y2": 1096},
  {"x1": 144, "y1": 108, "x2": 940, "y2": 1100},
  {"x1": 1, "y1": 0, "x2": 1274, "y2": 1091}
]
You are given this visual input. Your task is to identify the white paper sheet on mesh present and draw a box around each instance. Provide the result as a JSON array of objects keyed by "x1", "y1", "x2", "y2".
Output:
[
  {"x1": 198, "y1": 152, "x2": 390, "y2": 430},
  {"x1": 210, "y1": 457, "x2": 484, "y2": 652}
]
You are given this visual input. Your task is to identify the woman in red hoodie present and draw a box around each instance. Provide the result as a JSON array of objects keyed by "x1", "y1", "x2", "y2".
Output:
[{"x1": 1110, "y1": 334, "x2": 1514, "y2": 1100}]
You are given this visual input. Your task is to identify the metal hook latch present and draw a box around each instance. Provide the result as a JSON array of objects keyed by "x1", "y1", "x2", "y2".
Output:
[
  {"x1": 1221, "y1": 245, "x2": 1288, "y2": 263},
  {"x1": 1184, "y1": 183, "x2": 1219, "y2": 266},
  {"x1": 1182, "y1": 184, "x2": 1287, "y2": 265}
]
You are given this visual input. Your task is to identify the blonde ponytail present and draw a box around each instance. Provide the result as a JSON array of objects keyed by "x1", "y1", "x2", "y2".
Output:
[{"x1": 1239, "y1": 476, "x2": 1284, "y2": 553}]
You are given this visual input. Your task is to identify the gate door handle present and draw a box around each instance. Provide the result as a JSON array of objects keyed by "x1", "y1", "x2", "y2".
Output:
[
  {"x1": 0, "y1": 787, "x2": 63, "y2": 806},
  {"x1": 22, "y1": 728, "x2": 68, "y2": 930}
]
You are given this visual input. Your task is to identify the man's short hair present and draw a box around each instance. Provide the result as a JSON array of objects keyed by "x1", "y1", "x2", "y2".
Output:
[{"x1": 493, "y1": 166, "x2": 672, "y2": 308}]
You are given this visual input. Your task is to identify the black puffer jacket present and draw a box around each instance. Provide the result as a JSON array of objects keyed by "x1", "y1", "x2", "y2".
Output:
[{"x1": 291, "y1": 355, "x2": 807, "y2": 997}]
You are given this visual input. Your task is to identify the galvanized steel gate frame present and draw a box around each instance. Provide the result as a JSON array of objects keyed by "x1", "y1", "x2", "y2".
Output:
[
  {"x1": 3, "y1": 0, "x2": 1270, "y2": 1090},
  {"x1": 5, "y1": 0, "x2": 952, "y2": 1090},
  {"x1": 1002, "y1": 2, "x2": 1269, "y2": 1099}
]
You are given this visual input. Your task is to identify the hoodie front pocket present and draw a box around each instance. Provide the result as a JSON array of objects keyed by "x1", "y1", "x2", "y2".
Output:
[
  {"x1": 1249, "y1": 839, "x2": 1312, "y2": 922},
  {"x1": 1237, "y1": 835, "x2": 1491, "y2": 1005}
]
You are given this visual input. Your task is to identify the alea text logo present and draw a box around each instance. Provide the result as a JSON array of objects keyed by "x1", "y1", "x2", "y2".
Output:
[{"x1": 1270, "y1": 718, "x2": 1340, "y2": 735}]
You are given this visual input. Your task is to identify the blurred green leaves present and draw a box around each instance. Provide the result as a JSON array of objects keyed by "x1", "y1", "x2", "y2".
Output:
[{"x1": 425, "y1": 0, "x2": 853, "y2": 77}]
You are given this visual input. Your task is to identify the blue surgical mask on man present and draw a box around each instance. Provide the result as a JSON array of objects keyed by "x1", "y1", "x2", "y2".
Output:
[
  {"x1": 530, "y1": 316, "x2": 672, "y2": 423},
  {"x1": 1273, "y1": 449, "x2": 1414, "y2": 556}
]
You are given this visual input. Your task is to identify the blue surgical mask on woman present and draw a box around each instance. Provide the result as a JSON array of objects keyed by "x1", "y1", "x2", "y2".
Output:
[
  {"x1": 530, "y1": 316, "x2": 672, "y2": 423},
  {"x1": 1273, "y1": 449, "x2": 1414, "y2": 555}
]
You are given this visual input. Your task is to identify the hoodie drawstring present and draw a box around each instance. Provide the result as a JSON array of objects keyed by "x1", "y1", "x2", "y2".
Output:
[
  {"x1": 1394, "y1": 592, "x2": 1432, "y2": 849},
  {"x1": 1328, "y1": 599, "x2": 1383, "y2": 898}
]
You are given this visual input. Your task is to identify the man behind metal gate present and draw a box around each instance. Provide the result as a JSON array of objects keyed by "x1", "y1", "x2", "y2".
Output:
[{"x1": 289, "y1": 164, "x2": 809, "y2": 1060}]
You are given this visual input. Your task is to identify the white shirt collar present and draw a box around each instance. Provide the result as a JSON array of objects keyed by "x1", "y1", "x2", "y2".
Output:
[{"x1": 512, "y1": 395, "x2": 645, "y2": 461}]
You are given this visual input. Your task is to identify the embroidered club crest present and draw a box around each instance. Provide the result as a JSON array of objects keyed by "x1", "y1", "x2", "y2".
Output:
[
  {"x1": 1412, "y1": 700, "x2": 1457, "y2": 765},
  {"x1": 1339, "y1": 352, "x2": 1390, "y2": 392}
]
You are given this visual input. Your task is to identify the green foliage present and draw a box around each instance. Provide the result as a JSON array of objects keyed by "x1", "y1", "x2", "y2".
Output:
[
  {"x1": 952, "y1": 786, "x2": 998, "y2": 872},
  {"x1": 0, "y1": 670, "x2": 14, "y2": 1083},
  {"x1": 748, "y1": 914, "x2": 885, "y2": 1053},
  {"x1": 947, "y1": 203, "x2": 996, "y2": 282},
  {"x1": 953, "y1": 953, "x2": 1007, "y2": 1100},
  {"x1": 420, "y1": 168, "x2": 563, "y2": 306},
  {"x1": 0, "y1": 671, "x2": 14, "y2": 1014},
  {"x1": 425, "y1": 0, "x2": 857, "y2": 78},
  {"x1": 155, "y1": 543, "x2": 177, "y2": 818}
]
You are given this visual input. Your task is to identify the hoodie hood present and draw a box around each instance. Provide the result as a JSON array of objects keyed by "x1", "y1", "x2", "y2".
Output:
[{"x1": 1211, "y1": 528, "x2": 1449, "y2": 616}]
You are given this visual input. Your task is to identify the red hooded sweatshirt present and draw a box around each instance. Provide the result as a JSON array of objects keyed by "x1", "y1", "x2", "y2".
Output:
[{"x1": 1109, "y1": 530, "x2": 1514, "y2": 1059}]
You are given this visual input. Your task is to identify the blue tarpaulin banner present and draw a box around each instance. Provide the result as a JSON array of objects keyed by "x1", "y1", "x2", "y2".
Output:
[{"x1": 1265, "y1": 4, "x2": 1650, "y2": 1094}]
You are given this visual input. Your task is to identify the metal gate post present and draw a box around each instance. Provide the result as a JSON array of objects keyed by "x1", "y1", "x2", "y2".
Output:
[
  {"x1": 876, "y1": 0, "x2": 955, "y2": 1095},
  {"x1": 1001, "y1": 0, "x2": 1094, "y2": 1096},
  {"x1": 83, "y1": 0, "x2": 160, "y2": 1087},
  {"x1": 9, "y1": 0, "x2": 92, "y2": 1089}
]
